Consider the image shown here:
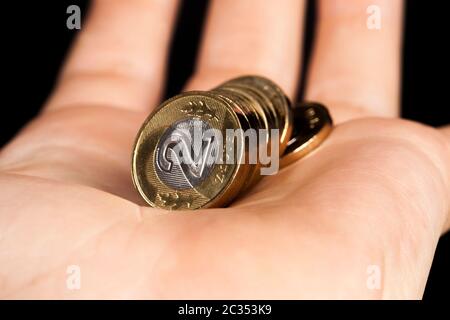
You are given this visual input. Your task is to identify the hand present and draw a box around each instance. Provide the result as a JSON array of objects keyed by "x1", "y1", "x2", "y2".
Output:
[{"x1": 0, "y1": 0, "x2": 449, "y2": 299}]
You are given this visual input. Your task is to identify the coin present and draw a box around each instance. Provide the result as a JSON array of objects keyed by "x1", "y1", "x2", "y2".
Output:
[
  {"x1": 132, "y1": 92, "x2": 253, "y2": 210},
  {"x1": 280, "y1": 102, "x2": 333, "y2": 169},
  {"x1": 221, "y1": 75, "x2": 293, "y2": 154},
  {"x1": 212, "y1": 86, "x2": 271, "y2": 190},
  {"x1": 131, "y1": 76, "x2": 332, "y2": 211},
  {"x1": 217, "y1": 76, "x2": 292, "y2": 191}
]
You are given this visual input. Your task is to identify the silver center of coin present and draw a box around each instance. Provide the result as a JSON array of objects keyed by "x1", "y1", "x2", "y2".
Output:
[{"x1": 155, "y1": 119, "x2": 218, "y2": 190}]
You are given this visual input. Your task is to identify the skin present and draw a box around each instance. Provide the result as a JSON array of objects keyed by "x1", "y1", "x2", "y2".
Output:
[{"x1": 0, "y1": 0, "x2": 449, "y2": 299}]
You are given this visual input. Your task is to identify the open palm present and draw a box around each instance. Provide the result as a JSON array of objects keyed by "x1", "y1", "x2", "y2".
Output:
[{"x1": 1, "y1": 0, "x2": 449, "y2": 299}]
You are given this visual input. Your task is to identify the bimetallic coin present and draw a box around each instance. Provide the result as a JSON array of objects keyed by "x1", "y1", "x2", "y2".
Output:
[
  {"x1": 213, "y1": 86, "x2": 272, "y2": 191},
  {"x1": 132, "y1": 92, "x2": 252, "y2": 210},
  {"x1": 217, "y1": 84, "x2": 275, "y2": 131},
  {"x1": 206, "y1": 89, "x2": 264, "y2": 198},
  {"x1": 222, "y1": 75, "x2": 293, "y2": 154}
]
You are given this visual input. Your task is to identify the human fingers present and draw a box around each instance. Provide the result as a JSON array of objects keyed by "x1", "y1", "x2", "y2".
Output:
[
  {"x1": 185, "y1": 0, "x2": 306, "y2": 100},
  {"x1": 45, "y1": 0, "x2": 179, "y2": 113},
  {"x1": 305, "y1": 0, "x2": 404, "y2": 122}
]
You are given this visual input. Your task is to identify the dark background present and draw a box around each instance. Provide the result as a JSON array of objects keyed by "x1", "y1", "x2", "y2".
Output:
[{"x1": 1, "y1": 1, "x2": 449, "y2": 299}]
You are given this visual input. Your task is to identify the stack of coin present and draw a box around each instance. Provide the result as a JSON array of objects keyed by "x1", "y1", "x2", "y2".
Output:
[{"x1": 131, "y1": 76, "x2": 331, "y2": 210}]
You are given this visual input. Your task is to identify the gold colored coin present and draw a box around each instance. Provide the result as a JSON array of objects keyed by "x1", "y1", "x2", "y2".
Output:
[
  {"x1": 213, "y1": 86, "x2": 272, "y2": 191},
  {"x1": 280, "y1": 102, "x2": 333, "y2": 169},
  {"x1": 221, "y1": 75, "x2": 293, "y2": 154},
  {"x1": 209, "y1": 88, "x2": 264, "y2": 192},
  {"x1": 217, "y1": 84, "x2": 276, "y2": 131}
]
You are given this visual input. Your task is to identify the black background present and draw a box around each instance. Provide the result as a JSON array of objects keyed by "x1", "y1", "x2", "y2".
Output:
[{"x1": 1, "y1": 1, "x2": 449, "y2": 299}]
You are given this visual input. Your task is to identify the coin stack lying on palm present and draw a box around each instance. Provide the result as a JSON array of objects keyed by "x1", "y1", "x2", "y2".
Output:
[{"x1": 132, "y1": 75, "x2": 332, "y2": 210}]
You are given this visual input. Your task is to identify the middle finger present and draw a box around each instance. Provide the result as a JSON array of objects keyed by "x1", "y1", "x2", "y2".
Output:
[{"x1": 186, "y1": 0, "x2": 306, "y2": 99}]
